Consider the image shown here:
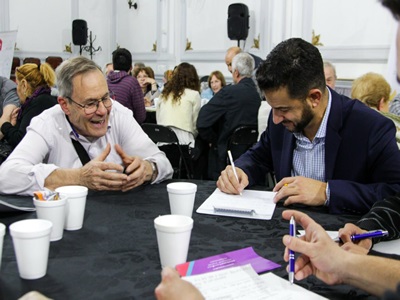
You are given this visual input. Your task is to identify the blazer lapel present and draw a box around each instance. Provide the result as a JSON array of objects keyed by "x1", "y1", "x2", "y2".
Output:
[
  {"x1": 325, "y1": 90, "x2": 343, "y2": 180},
  {"x1": 279, "y1": 130, "x2": 296, "y2": 179}
]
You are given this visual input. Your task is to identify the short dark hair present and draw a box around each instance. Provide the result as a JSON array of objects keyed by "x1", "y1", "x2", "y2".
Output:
[
  {"x1": 381, "y1": 0, "x2": 400, "y2": 19},
  {"x1": 256, "y1": 38, "x2": 326, "y2": 100},
  {"x1": 112, "y1": 48, "x2": 132, "y2": 72}
]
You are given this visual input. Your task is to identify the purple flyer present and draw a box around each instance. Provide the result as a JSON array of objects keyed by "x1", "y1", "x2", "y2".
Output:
[{"x1": 176, "y1": 247, "x2": 280, "y2": 276}]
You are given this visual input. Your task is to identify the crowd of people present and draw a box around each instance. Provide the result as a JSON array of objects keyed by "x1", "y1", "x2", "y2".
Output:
[{"x1": 1, "y1": 0, "x2": 400, "y2": 298}]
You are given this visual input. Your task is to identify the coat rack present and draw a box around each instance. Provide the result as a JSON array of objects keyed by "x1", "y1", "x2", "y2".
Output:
[{"x1": 80, "y1": 31, "x2": 101, "y2": 60}]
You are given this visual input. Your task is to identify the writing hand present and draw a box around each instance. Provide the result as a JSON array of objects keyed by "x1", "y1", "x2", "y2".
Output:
[
  {"x1": 273, "y1": 176, "x2": 327, "y2": 206},
  {"x1": 217, "y1": 165, "x2": 248, "y2": 195}
]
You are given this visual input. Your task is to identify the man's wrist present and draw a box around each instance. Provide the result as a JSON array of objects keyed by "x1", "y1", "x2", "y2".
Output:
[
  {"x1": 145, "y1": 160, "x2": 158, "y2": 182},
  {"x1": 324, "y1": 182, "x2": 330, "y2": 206}
]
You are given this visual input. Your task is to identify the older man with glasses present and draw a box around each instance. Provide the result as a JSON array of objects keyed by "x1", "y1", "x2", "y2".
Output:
[{"x1": 0, "y1": 56, "x2": 173, "y2": 196}]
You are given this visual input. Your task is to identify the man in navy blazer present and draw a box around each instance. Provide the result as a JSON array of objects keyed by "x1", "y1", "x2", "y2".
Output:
[{"x1": 216, "y1": 38, "x2": 400, "y2": 215}]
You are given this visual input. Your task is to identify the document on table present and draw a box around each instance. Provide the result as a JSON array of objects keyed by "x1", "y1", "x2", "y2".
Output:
[
  {"x1": 0, "y1": 197, "x2": 35, "y2": 212},
  {"x1": 183, "y1": 264, "x2": 327, "y2": 299},
  {"x1": 196, "y1": 188, "x2": 276, "y2": 220},
  {"x1": 298, "y1": 230, "x2": 400, "y2": 256}
]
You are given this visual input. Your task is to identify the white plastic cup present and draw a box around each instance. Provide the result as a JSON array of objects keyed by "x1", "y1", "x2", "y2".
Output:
[
  {"x1": 10, "y1": 219, "x2": 52, "y2": 280},
  {"x1": 33, "y1": 197, "x2": 67, "y2": 241},
  {"x1": 154, "y1": 214, "x2": 193, "y2": 268},
  {"x1": 167, "y1": 182, "x2": 197, "y2": 217},
  {"x1": 55, "y1": 185, "x2": 88, "y2": 231},
  {"x1": 0, "y1": 223, "x2": 5, "y2": 270}
]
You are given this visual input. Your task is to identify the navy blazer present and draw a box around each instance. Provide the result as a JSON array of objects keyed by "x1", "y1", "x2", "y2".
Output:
[
  {"x1": 235, "y1": 88, "x2": 400, "y2": 215},
  {"x1": 197, "y1": 77, "x2": 261, "y2": 176}
]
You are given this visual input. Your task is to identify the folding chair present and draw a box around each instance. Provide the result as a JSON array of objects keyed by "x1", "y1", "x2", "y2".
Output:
[
  {"x1": 141, "y1": 123, "x2": 193, "y2": 179},
  {"x1": 227, "y1": 125, "x2": 259, "y2": 161}
]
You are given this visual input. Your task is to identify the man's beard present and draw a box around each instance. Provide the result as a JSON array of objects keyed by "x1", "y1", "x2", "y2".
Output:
[{"x1": 283, "y1": 103, "x2": 314, "y2": 133}]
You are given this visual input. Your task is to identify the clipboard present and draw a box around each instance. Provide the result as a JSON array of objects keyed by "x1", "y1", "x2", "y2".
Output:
[{"x1": 196, "y1": 188, "x2": 276, "y2": 220}]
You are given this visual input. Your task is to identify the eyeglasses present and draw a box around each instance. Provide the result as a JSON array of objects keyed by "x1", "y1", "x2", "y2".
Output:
[{"x1": 66, "y1": 92, "x2": 114, "y2": 115}]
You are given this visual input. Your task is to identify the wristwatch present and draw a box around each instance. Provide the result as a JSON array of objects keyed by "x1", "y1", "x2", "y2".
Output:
[{"x1": 148, "y1": 161, "x2": 158, "y2": 182}]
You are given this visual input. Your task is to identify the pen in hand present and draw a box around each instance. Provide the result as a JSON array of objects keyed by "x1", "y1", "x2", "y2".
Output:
[
  {"x1": 227, "y1": 150, "x2": 242, "y2": 196},
  {"x1": 333, "y1": 230, "x2": 388, "y2": 243},
  {"x1": 289, "y1": 216, "x2": 296, "y2": 285}
]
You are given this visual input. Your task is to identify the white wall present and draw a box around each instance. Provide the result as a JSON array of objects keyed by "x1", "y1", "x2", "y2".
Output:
[{"x1": 0, "y1": 0, "x2": 397, "y2": 86}]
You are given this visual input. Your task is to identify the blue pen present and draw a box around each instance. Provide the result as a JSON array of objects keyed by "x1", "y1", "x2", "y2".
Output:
[
  {"x1": 289, "y1": 216, "x2": 296, "y2": 285},
  {"x1": 333, "y1": 230, "x2": 388, "y2": 243}
]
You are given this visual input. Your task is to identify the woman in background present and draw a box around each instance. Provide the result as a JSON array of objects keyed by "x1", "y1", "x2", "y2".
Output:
[
  {"x1": 134, "y1": 66, "x2": 160, "y2": 107},
  {"x1": 208, "y1": 70, "x2": 226, "y2": 95},
  {"x1": 1, "y1": 62, "x2": 57, "y2": 148},
  {"x1": 351, "y1": 72, "x2": 400, "y2": 147},
  {"x1": 156, "y1": 62, "x2": 201, "y2": 146},
  {"x1": 200, "y1": 70, "x2": 226, "y2": 100}
]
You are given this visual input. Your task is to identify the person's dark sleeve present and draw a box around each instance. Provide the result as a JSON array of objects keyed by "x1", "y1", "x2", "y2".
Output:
[
  {"x1": 1, "y1": 96, "x2": 56, "y2": 147},
  {"x1": 196, "y1": 90, "x2": 226, "y2": 144},
  {"x1": 328, "y1": 116, "x2": 400, "y2": 215},
  {"x1": 356, "y1": 193, "x2": 400, "y2": 242}
]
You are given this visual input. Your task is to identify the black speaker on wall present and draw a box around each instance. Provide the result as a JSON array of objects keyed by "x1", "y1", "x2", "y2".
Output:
[
  {"x1": 72, "y1": 19, "x2": 88, "y2": 46},
  {"x1": 227, "y1": 3, "x2": 249, "y2": 40}
]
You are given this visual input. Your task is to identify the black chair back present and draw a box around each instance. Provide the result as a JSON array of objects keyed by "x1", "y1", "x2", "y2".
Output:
[
  {"x1": 141, "y1": 123, "x2": 193, "y2": 179},
  {"x1": 141, "y1": 123, "x2": 179, "y2": 144},
  {"x1": 228, "y1": 125, "x2": 258, "y2": 161}
]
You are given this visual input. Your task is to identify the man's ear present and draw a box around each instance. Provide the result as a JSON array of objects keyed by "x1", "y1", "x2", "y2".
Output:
[
  {"x1": 58, "y1": 97, "x2": 71, "y2": 115},
  {"x1": 308, "y1": 88, "x2": 323, "y2": 107}
]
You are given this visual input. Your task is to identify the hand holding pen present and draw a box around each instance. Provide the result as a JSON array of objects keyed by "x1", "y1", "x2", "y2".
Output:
[
  {"x1": 333, "y1": 230, "x2": 388, "y2": 243},
  {"x1": 289, "y1": 216, "x2": 296, "y2": 284},
  {"x1": 227, "y1": 150, "x2": 242, "y2": 196}
]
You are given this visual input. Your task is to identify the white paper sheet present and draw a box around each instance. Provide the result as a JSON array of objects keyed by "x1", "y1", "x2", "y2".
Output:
[
  {"x1": 196, "y1": 188, "x2": 276, "y2": 220},
  {"x1": 183, "y1": 264, "x2": 327, "y2": 299}
]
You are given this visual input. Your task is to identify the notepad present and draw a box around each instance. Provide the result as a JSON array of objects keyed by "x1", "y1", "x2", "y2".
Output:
[
  {"x1": 196, "y1": 188, "x2": 276, "y2": 220},
  {"x1": 183, "y1": 264, "x2": 328, "y2": 300}
]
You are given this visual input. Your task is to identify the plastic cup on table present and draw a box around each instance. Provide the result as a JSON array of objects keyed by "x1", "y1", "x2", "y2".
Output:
[
  {"x1": 55, "y1": 185, "x2": 88, "y2": 231},
  {"x1": 0, "y1": 223, "x2": 5, "y2": 270},
  {"x1": 9, "y1": 219, "x2": 52, "y2": 280},
  {"x1": 167, "y1": 182, "x2": 197, "y2": 217},
  {"x1": 154, "y1": 214, "x2": 193, "y2": 268},
  {"x1": 33, "y1": 196, "x2": 67, "y2": 241}
]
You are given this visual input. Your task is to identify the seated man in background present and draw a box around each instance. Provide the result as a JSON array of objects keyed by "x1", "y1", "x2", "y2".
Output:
[
  {"x1": 0, "y1": 56, "x2": 173, "y2": 196},
  {"x1": 217, "y1": 38, "x2": 400, "y2": 215},
  {"x1": 323, "y1": 61, "x2": 337, "y2": 90},
  {"x1": 107, "y1": 48, "x2": 146, "y2": 124},
  {"x1": 0, "y1": 76, "x2": 20, "y2": 140},
  {"x1": 197, "y1": 53, "x2": 261, "y2": 180}
]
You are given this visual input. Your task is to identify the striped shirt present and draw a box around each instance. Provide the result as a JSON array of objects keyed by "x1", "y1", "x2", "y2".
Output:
[
  {"x1": 107, "y1": 71, "x2": 146, "y2": 124},
  {"x1": 291, "y1": 89, "x2": 332, "y2": 182}
]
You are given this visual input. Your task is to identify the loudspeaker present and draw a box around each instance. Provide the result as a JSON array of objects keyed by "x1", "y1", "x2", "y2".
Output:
[
  {"x1": 72, "y1": 19, "x2": 88, "y2": 46},
  {"x1": 227, "y1": 3, "x2": 249, "y2": 40}
]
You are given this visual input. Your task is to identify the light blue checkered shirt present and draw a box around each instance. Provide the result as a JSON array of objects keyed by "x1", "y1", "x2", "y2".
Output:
[{"x1": 291, "y1": 89, "x2": 332, "y2": 182}]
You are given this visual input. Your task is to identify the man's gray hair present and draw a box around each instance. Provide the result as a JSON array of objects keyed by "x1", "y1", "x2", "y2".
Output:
[
  {"x1": 232, "y1": 53, "x2": 254, "y2": 78},
  {"x1": 323, "y1": 61, "x2": 337, "y2": 79},
  {"x1": 56, "y1": 56, "x2": 101, "y2": 98}
]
